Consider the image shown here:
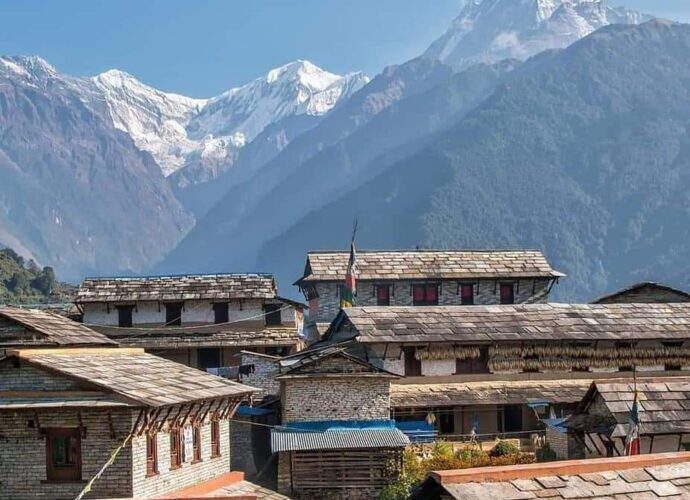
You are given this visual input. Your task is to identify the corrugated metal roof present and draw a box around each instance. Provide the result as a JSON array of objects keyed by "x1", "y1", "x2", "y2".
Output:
[{"x1": 270, "y1": 428, "x2": 410, "y2": 452}]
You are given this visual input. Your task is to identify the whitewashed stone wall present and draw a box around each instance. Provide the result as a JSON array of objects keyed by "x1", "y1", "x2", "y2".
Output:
[
  {"x1": 421, "y1": 359, "x2": 456, "y2": 376},
  {"x1": 282, "y1": 378, "x2": 390, "y2": 423},
  {"x1": 311, "y1": 279, "x2": 552, "y2": 322},
  {"x1": 82, "y1": 299, "x2": 266, "y2": 326},
  {"x1": 131, "y1": 417, "x2": 230, "y2": 498}
]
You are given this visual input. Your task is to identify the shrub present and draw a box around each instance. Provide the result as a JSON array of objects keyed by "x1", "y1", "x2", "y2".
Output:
[
  {"x1": 536, "y1": 443, "x2": 558, "y2": 462},
  {"x1": 490, "y1": 440, "x2": 520, "y2": 457}
]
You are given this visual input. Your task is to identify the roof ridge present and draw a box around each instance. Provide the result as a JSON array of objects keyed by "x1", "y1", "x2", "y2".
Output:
[
  {"x1": 82, "y1": 272, "x2": 275, "y2": 280},
  {"x1": 307, "y1": 249, "x2": 546, "y2": 254}
]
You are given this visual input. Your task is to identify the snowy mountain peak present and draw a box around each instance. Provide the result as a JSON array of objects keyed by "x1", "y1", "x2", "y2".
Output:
[
  {"x1": 0, "y1": 55, "x2": 58, "y2": 79},
  {"x1": 424, "y1": 0, "x2": 651, "y2": 69}
]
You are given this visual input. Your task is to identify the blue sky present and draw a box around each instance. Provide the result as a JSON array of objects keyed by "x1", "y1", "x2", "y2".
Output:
[{"x1": 0, "y1": 0, "x2": 687, "y2": 97}]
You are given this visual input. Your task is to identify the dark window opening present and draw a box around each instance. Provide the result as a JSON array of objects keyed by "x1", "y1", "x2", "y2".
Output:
[
  {"x1": 455, "y1": 347, "x2": 489, "y2": 374},
  {"x1": 376, "y1": 285, "x2": 390, "y2": 306},
  {"x1": 170, "y1": 428, "x2": 183, "y2": 469},
  {"x1": 499, "y1": 283, "x2": 515, "y2": 304},
  {"x1": 213, "y1": 303, "x2": 229, "y2": 324},
  {"x1": 146, "y1": 432, "x2": 158, "y2": 476},
  {"x1": 403, "y1": 347, "x2": 422, "y2": 376},
  {"x1": 117, "y1": 305, "x2": 133, "y2": 327},
  {"x1": 198, "y1": 348, "x2": 221, "y2": 371},
  {"x1": 504, "y1": 404, "x2": 523, "y2": 433},
  {"x1": 46, "y1": 428, "x2": 81, "y2": 482},
  {"x1": 265, "y1": 346, "x2": 289, "y2": 357},
  {"x1": 192, "y1": 425, "x2": 202, "y2": 462},
  {"x1": 460, "y1": 284, "x2": 474, "y2": 305},
  {"x1": 412, "y1": 284, "x2": 439, "y2": 306},
  {"x1": 264, "y1": 303, "x2": 282, "y2": 326},
  {"x1": 165, "y1": 302, "x2": 183, "y2": 326},
  {"x1": 211, "y1": 419, "x2": 221, "y2": 458},
  {"x1": 439, "y1": 412, "x2": 454, "y2": 434}
]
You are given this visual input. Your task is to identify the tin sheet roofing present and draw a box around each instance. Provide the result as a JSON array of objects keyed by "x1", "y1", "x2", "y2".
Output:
[
  {"x1": 270, "y1": 428, "x2": 410, "y2": 452},
  {"x1": 329, "y1": 303, "x2": 690, "y2": 343},
  {"x1": 76, "y1": 274, "x2": 276, "y2": 303},
  {"x1": 0, "y1": 307, "x2": 116, "y2": 346},
  {"x1": 9, "y1": 348, "x2": 256, "y2": 408},
  {"x1": 297, "y1": 249, "x2": 564, "y2": 283}
]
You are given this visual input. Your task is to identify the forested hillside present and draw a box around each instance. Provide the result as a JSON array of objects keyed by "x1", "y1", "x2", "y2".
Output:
[{"x1": 0, "y1": 248, "x2": 75, "y2": 304}]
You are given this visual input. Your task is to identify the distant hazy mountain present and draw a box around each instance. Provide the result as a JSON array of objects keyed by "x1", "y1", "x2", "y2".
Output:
[
  {"x1": 424, "y1": 0, "x2": 650, "y2": 69},
  {"x1": 258, "y1": 20, "x2": 690, "y2": 301},
  {"x1": 0, "y1": 56, "x2": 193, "y2": 281},
  {"x1": 94, "y1": 60, "x2": 368, "y2": 185}
]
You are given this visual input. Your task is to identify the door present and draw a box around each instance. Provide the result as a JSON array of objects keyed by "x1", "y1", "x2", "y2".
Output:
[{"x1": 504, "y1": 404, "x2": 523, "y2": 433}]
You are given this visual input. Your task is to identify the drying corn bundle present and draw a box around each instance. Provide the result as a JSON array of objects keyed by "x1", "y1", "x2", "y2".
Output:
[
  {"x1": 488, "y1": 344, "x2": 690, "y2": 372},
  {"x1": 415, "y1": 345, "x2": 481, "y2": 361}
]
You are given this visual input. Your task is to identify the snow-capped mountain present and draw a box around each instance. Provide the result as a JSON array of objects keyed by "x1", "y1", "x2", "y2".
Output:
[
  {"x1": 424, "y1": 0, "x2": 651, "y2": 69},
  {"x1": 93, "y1": 60, "x2": 369, "y2": 178}
]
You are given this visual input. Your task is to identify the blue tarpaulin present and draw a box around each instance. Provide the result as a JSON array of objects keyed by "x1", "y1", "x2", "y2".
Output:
[
  {"x1": 236, "y1": 405, "x2": 275, "y2": 417},
  {"x1": 395, "y1": 420, "x2": 438, "y2": 444}
]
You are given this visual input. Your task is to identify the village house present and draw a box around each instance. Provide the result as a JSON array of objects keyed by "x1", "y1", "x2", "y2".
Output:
[
  {"x1": 75, "y1": 274, "x2": 305, "y2": 371},
  {"x1": 0, "y1": 306, "x2": 116, "y2": 356},
  {"x1": 294, "y1": 249, "x2": 565, "y2": 325},
  {"x1": 270, "y1": 346, "x2": 409, "y2": 499},
  {"x1": 558, "y1": 377, "x2": 690, "y2": 459},
  {"x1": 592, "y1": 281, "x2": 690, "y2": 304},
  {"x1": 318, "y1": 303, "x2": 690, "y2": 443},
  {"x1": 413, "y1": 451, "x2": 690, "y2": 499},
  {"x1": 0, "y1": 347, "x2": 255, "y2": 499}
]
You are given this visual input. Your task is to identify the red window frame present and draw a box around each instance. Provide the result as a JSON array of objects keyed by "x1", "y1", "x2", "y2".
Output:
[
  {"x1": 460, "y1": 284, "x2": 474, "y2": 305},
  {"x1": 146, "y1": 432, "x2": 158, "y2": 476},
  {"x1": 170, "y1": 428, "x2": 183, "y2": 469},
  {"x1": 211, "y1": 419, "x2": 221, "y2": 458},
  {"x1": 45, "y1": 428, "x2": 82, "y2": 482},
  {"x1": 499, "y1": 283, "x2": 514, "y2": 304},
  {"x1": 192, "y1": 425, "x2": 202, "y2": 463},
  {"x1": 412, "y1": 284, "x2": 439, "y2": 306},
  {"x1": 376, "y1": 285, "x2": 390, "y2": 306}
]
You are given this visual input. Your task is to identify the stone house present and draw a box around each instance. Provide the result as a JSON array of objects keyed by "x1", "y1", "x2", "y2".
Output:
[
  {"x1": 271, "y1": 347, "x2": 409, "y2": 499},
  {"x1": 294, "y1": 249, "x2": 565, "y2": 324},
  {"x1": 321, "y1": 303, "x2": 690, "y2": 442},
  {"x1": 0, "y1": 347, "x2": 254, "y2": 499},
  {"x1": 592, "y1": 282, "x2": 690, "y2": 304},
  {"x1": 75, "y1": 274, "x2": 305, "y2": 371},
  {"x1": 561, "y1": 377, "x2": 690, "y2": 459},
  {"x1": 0, "y1": 306, "x2": 117, "y2": 356}
]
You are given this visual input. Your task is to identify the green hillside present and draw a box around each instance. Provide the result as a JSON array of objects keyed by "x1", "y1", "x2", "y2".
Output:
[{"x1": 0, "y1": 248, "x2": 75, "y2": 305}]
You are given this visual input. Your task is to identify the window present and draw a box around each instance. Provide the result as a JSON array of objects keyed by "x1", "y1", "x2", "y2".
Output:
[
  {"x1": 460, "y1": 284, "x2": 474, "y2": 305},
  {"x1": 165, "y1": 302, "x2": 183, "y2": 326},
  {"x1": 455, "y1": 348, "x2": 489, "y2": 374},
  {"x1": 499, "y1": 283, "x2": 514, "y2": 304},
  {"x1": 403, "y1": 347, "x2": 422, "y2": 376},
  {"x1": 211, "y1": 419, "x2": 221, "y2": 458},
  {"x1": 376, "y1": 285, "x2": 390, "y2": 306},
  {"x1": 117, "y1": 305, "x2": 133, "y2": 327},
  {"x1": 412, "y1": 284, "x2": 439, "y2": 306},
  {"x1": 170, "y1": 428, "x2": 183, "y2": 469},
  {"x1": 198, "y1": 348, "x2": 221, "y2": 371},
  {"x1": 213, "y1": 303, "x2": 229, "y2": 324},
  {"x1": 146, "y1": 432, "x2": 158, "y2": 476},
  {"x1": 192, "y1": 425, "x2": 202, "y2": 463},
  {"x1": 46, "y1": 428, "x2": 81, "y2": 482},
  {"x1": 264, "y1": 303, "x2": 282, "y2": 326}
]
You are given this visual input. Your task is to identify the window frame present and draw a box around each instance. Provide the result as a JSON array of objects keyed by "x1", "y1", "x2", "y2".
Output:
[
  {"x1": 146, "y1": 432, "x2": 158, "y2": 477},
  {"x1": 376, "y1": 285, "x2": 391, "y2": 306},
  {"x1": 499, "y1": 283, "x2": 515, "y2": 304},
  {"x1": 116, "y1": 305, "x2": 134, "y2": 327},
  {"x1": 213, "y1": 302, "x2": 229, "y2": 324},
  {"x1": 412, "y1": 284, "x2": 439, "y2": 306},
  {"x1": 192, "y1": 424, "x2": 202, "y2": 463},
  {"x1": 403, "y1": 346, "x2": 422, "y2": 376},
  {"x1": 460, "y1": 283, "x2": 474, "y2": 305},
  {"x1": 170, "y1": 427, "x2": 183, "y2": 469},
  {"x1": 264, "y1": 303, "x2": 283, "y2": 326},
  {"x1": 165, "y1": 302, "x2": 184, "y2": 326},
  {"x1": 210, "y1": 418, "x2": 221, "y2": 458},
  {"x1": 45, "y1": 427, "x2": 82, "y2": 482}
]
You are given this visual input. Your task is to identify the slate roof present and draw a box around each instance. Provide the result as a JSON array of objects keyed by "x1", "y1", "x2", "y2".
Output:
[
  {"x1": 76, "y1": 274, "x2": 277, "y2": 303},
  {"x1": 571, "y1": 377, "x2": 690, "y2": 438},
  {"x1": 7, "y1": 348, "x2": 255, "y2": 407},
  {"x1": 592, "y1": 282, "x2": 690, "y2": 304},
  {"x1": 391, "y1": 379, "x2": 591, "y2": 408},
  {"x1": 326, "y1": 303, "x2": 690, "y2": 343},
  {"x1": 417, "y1": 453, "x2": 690, "y2": 499},
  {"x1": 271, "y1": 428, "x2": 410, "y2": 452},
  {"x1": 94, "y1": 324, "x2": 301, "y2": 348},
  {"x1": 296, "y1": 249, "x2": 565, "y2": 283},
  {"x1": 0, "y1": 307, "x2": 116, "y2": 347}
]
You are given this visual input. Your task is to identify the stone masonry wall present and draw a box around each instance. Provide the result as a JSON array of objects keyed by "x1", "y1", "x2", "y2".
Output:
[
  {"x1": 131, "y1": 417, "x2": 231, "y2": 498},
  {"x1": 313, "y1": 279, "x2": 551, "y2": 322},
  {"x1": 0, "y1": 408, "x2": 133, "y2": 499},
  {"x1": 282, "y1": 377, "x2": 390, "y2": 423},
  {"x1": 0, "y1": 362, "x2": 83, "y2": 391},
  {"x1": 239, "y1": 352, "x2": 280, "y2": 397}
]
